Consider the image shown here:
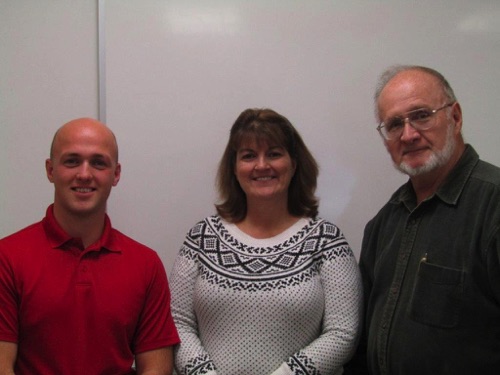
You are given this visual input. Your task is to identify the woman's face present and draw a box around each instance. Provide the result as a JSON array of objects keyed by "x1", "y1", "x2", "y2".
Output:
[{"x1": 234, "y1": 138, "x2": 296, "y2": 205}]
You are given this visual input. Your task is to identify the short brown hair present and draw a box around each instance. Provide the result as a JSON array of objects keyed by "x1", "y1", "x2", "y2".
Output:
[{"x1": 215, "y1": 108, "x2": 319, "y2": 222}]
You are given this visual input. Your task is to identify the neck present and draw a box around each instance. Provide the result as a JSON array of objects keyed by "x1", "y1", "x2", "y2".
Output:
[
  {"x1": 52, "y1": 206, "x2": 106, "y2": 248},
  {"x1": 238, "y1": 198, "x2": 300, "y2": 239}
]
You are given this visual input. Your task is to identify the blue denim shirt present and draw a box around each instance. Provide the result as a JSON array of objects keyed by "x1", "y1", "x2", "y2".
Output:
[{"x1": 353, "y1": 145, "x2": 500, "y2": 375}]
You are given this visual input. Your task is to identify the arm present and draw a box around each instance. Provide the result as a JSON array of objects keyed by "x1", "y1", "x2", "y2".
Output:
[
  {"x1": 487, "y1": 225, "x2": 500, "y2": 304},
  {"x1": 272, "y1": 227, "x2": 363, "y2": 375},
  {"x1": 169, "y1": 233, "x2": 217, "y2": 375},
  {"x1": 343, "y1": 222, "x2": 375, "y2": 375},
  {"x1": 0, "y1": 248, "x2": 18, "y2": 375},
  {"x1": 132, "y1": 254, "x2": 180, "y2": 373},
  {"x1": 0, "y1": 341, "x2": 17, "y2": 375},
  {"x1": 135, "y1": 346, "x2": 173, "y2": 375}
]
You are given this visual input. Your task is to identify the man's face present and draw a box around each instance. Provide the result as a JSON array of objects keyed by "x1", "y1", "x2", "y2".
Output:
[
  {"x1": 45, "y1": 119, "x2": 121, "y2": 220},
  {"x1": 377, "y1": 70, "x2": 462, "y2": 177}
]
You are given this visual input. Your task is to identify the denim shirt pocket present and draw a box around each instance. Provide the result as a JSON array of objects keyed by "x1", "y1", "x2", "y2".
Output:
[{"x1": 408, "y1": 261, "x2": 465, "y2": 328}]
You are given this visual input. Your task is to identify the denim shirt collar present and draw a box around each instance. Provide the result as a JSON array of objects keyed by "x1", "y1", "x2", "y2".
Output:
[{"x1": 392, "y1": 145, "x2": 479, "y2": 210}]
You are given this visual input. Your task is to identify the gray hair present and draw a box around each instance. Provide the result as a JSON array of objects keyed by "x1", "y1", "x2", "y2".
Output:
[{"x1": 374, "y1": 65, "x2": 457, "y2": 118}]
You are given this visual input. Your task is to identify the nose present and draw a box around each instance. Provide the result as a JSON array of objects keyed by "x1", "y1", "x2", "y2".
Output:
[
  {"x1": 399, "y1": 120, "x2": 420, "y2": 143},
  {"x1": 76, "y1": 162, "x2": 93, "y2": 181},
  {"x1": 254, "y1": 156, "x2": 270, "y2": 170}
]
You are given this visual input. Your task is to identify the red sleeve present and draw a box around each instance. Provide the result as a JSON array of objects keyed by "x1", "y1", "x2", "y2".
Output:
[
  {"x1": 133, "y1": 254, "x2": 180, "y2": 354},
  {"x1": 0, "y1": 246, "x2": 19, "y2": 343}
]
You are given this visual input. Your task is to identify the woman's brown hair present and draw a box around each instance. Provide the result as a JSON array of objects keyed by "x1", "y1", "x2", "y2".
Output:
[{"x1": 215, "y1": 108, "x2": 319, "y2": 222}]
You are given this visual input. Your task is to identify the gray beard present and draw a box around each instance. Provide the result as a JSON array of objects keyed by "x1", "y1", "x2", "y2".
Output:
[{"x1": 396, "y1": 123, "x2": 456, "y2": 177}]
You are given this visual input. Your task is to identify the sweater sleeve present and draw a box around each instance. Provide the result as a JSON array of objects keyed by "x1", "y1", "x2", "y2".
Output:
[
  {"x1": 170, "y1": 230, "x2": 218, "y2": 375},
  {"x1": 274, "y1": 231, "x2": 363, "y2": 375}
]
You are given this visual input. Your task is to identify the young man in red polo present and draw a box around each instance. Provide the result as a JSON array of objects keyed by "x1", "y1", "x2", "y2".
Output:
[{"x1": 0, "y1": 118, "x2": 179, "y2": 375}]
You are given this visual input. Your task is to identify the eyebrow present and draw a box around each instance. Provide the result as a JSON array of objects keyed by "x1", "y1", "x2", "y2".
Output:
[{"x1": 403, "y1": 107, "x2": 429, "y2": 114}]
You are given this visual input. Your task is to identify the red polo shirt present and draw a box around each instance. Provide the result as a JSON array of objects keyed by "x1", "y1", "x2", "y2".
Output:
[{"x1": 0, "y1": 205, "x2": 179, "y2": 375}]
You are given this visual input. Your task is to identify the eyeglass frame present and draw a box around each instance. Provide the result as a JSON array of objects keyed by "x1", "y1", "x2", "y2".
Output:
[{"x1": 376, "y1": 102, "x2": 455, "y2": 141}]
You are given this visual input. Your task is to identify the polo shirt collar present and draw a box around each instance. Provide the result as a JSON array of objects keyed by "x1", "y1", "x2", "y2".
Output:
[
  {"x1": 394, "y1": 144, "x2": 479, "y2": 208},
  {"x1": 42, "y1": 204, "x2": 121, "y2": 253}
]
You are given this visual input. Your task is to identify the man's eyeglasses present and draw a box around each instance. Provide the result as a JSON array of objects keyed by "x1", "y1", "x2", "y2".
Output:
[{"x1": 377, "y1": 102, "x2": 455, "y2": 141}]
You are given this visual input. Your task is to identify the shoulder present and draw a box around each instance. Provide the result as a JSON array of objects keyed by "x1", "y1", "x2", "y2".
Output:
[
  {"x1": 309, "y1": 217, "x2": 345, "y2": 238},
  {"x1": 466, "y1": 159, "x2": 500, "y2": 225},
  {"x1": 367, "y1": 180, "x2": 407, "y2": 224},
  {"x1": 471, "y1": 159, "x2": 500, "y2": 187},
  {"x1": 458, "y1": 145, "x2": 500, "y2": 191},
  {"x1": 185, "y1": 215, "x2": 223, "y2": 238},
  {"x1": 459, "y1": 158, "x2": 500, "y2": 215},
  {"x1": 307, "y1": 217, "x2": 353, "y2": 258},
  {"x1": 109, "y1": 228, "x2": 162, "y2": 262},
  {"x1": 0, "y1": 221, "x2": 44, "y2": 254},
  {"x1": 108, "y1": 230, "x2": 169, "y2": 285},
  {"x1": 178, "y1": 216, "x2": 223, "y2": 255}
]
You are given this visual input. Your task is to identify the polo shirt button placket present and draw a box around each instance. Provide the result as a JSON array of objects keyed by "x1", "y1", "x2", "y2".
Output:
[{"x1": 77, "y1": 258, "x2": 91, "y2": 285}]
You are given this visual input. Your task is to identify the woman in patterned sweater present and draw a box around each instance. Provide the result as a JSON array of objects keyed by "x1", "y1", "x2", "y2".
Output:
[{"x1": 170, "y1": 108, "x2": 362, "y2": 375}]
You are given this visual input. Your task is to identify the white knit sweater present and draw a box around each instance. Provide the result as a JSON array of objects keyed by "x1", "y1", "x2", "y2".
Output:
[{"x1": 170, "y1": 216, "x2": 362, "y2": 375}]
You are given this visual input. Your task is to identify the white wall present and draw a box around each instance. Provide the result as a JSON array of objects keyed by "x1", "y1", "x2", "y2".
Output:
[
  {"x1": 1, "y1": 0, "x2": 98, "y2": 232},
  {"x1": 2, "y1": 1, "x2": 500, "y2": 276}
]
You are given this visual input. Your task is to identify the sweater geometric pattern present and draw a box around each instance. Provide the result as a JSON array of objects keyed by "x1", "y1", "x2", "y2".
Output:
[{"x1": 180, "y1": 217, "x2": 351, "y2": 291}]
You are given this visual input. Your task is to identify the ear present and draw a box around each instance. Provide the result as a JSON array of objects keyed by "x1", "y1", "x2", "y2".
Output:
[
  {"x1": 451, "y1": 102, "x2": 463, "y2": 135},
  {"x1": 112, "y1": 162, "x2": 121, "y2": 187},
  {"x1": 45, "y1": 159, "x2": 55, "y2": 183}
]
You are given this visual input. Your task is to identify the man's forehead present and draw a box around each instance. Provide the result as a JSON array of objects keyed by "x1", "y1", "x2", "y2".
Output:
[
  {"x1": 384, "y1": 70, "x2": 441, "y2": 94},
  {"x1": 51, "y1": 122, "x2": 118, "y2": 161},
  {"x1": 379, "y1": 71, "x2": 444, "y2": 110},
  {"x1": 54, "y1": 143, "x2": 117, "y2": 161},
  {"x1": 59, "y1": 150, "x2": 111, "y2": 158}
]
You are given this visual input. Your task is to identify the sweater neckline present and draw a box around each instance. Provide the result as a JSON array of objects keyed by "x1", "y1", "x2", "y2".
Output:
[{"x1": 220, "y1": 217, "x2": 309, "y2": 247}]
